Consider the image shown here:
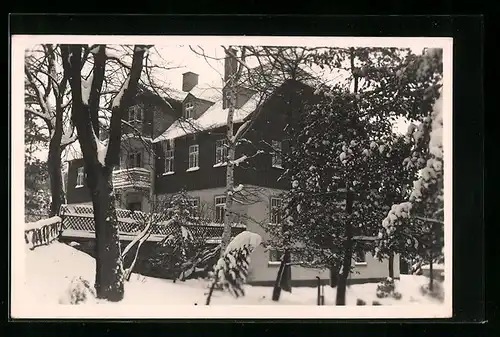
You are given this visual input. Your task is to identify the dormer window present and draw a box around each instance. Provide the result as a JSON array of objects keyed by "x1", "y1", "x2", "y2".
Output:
[
  {"x1": 184, "y1": 102, "x2": 194, "y2": 119},
  {"x1": 128, "y1": 105, "x2": 143, "y2": 124}
]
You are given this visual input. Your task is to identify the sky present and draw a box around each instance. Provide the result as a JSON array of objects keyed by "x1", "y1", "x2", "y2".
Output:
[{"x1": 29, "y1": 43, "x2": 428, "y2": 161}]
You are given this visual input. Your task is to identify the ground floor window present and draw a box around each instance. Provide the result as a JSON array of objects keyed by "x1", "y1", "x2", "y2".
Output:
[
  {"x1": 354, "y1": 251, "x2": 367, "y2": 264},
  {"x1": 214, "y1": 195, "x2": 226, "y2": 223},
  {"x1": 269, "y1": 249, "x2": 284, "y2": 263}
]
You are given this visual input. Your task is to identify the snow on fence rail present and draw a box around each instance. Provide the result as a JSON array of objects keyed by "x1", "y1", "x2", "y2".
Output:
[
  {"x1": 59, "y1": 204, "x2": 246, "y2": 241},
  {"x1": 24, "y1": 216, "x2": 63, "y2": 250}
]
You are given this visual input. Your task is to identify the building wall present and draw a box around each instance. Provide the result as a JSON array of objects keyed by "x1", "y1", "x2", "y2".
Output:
[
  {"x1": 348, "y1": 253, "x2": 400, "y2": 282},
  {"x1": 160, "y1": 185, "x2": 397, "y2": 284}
]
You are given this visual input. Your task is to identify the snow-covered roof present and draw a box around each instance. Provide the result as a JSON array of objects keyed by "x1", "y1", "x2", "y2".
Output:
[
  {"x1": 153, "y1": 92, "x2": 262, "y2": 142},
  {"x1": 187, "y1": 85, "x2": 222, "y2": 103}
]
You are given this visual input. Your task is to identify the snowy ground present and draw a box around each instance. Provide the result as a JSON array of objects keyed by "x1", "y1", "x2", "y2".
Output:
[{"x1": 22, "y1": 241, "x2": 445, "y2": 307}]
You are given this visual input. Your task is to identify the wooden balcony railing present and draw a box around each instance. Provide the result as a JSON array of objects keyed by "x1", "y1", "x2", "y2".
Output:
[{"x1": 112, "y1": 167, "x2": 151, "y2": 190}]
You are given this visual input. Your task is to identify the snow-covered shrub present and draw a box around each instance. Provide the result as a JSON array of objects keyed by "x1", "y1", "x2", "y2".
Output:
[
  {"x1": 356, "y1": 298, "x2": 366, "y2": 306},
  {"x1": 376, "y1": 277, "x2": 395, "y2": 298},
  {"x1": 206, "y1": 231, "x2": 262, "y2": 304},
  {"x1": 420, "y1": 281, "x2": 444, "y2": 302},
  {"x1": 59, "y1": 277, "x2": 96, "y2": 305},
  {"x1": 372, "y1": 301, "x2": 382, "y2": 306}
]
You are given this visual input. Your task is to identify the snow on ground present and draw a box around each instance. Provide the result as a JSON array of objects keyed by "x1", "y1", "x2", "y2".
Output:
[{"x1": 23, "y1": 242, "x2": 444, "y2": 306}]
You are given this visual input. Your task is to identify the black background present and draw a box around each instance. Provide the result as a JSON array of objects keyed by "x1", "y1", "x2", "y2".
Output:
[{"x1": 7, "y1": 14, "x2": 489, "y2": 336}]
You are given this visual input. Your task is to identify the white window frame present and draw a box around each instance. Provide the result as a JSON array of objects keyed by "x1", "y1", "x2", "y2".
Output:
[
  {"x1": 163, "y1": 139, "x2": 175, "y2": 174},
  {"x1": 215, "y1": 138, "x2": 228, "y2": 166},
  {"x1": 76, "y1": 166, "x2": 85, "y2": 187},
  {"x1": 270, "y1": 197, "x2": 283, "y2": 225},
  {"x1": 354, "y1": 251, "x2": 367, "y2": 266},
  {"x1": 272, "y1": 140, "x2": 283, "y2": 168},
  {"x1": 268, "y1": 248, "x2": 283, "y2": 266},
  {"x1": 190, "y1": 197, "x2": 200, "y2": 215},
  {"x1": 214, "y1": 195, "x2": 226, "y2": 223},
  {"x1": 128, "y1": 105, "x2": 143, "y2": 123},
  {"x1": 128, "y1": 151, "x2": 142, "y2": 168},
  {"x1": 184, "y1": 102, "x2": 194, "y2": 119},
  {"x1": 187, "y1": 144, "x2": 199, "y2": 171}
]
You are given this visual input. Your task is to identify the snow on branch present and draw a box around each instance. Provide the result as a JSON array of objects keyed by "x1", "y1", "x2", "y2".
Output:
[
  {"x1": 230, "y1": 155, "x2": 248, "y2": 167},
  {"x1": 232, "y1": 120, "x2": 251, "y2": 143}
]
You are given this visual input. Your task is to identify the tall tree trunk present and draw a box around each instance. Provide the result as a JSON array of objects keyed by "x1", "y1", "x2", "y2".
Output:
[
  {"x1": 220, "y1": 69, "x2": 236, "y2": 257},
  {"x1": 336, "y1": 228, "x2": 353, "y2": 305},
  {"x1": 89, "y1": 166, "x2": 124, "y2": 300},
  {"x1": 329, "y1": 263, "x2": 339, "y2": 288},
  {"x1": 336, "y1": 189, "x2": 354, "y2": 305},
  {"x1": 429, "y1": 250, "x2": 434, "y2": 291},
  {"x1": 388, "y1": 254, "x2": 395, "y2": 279},
  {"x1": 47, "y1": 137, "x2": 64, "y2": 217},
  {"x1": 62, "y1": 44, "x2": 146, "y2": 302}
]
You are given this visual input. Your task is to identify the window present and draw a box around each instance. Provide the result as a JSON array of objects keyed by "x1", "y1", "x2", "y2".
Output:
[
  {"x1": 272, "y1": 140, "x2": 283, "y2": 168},
  {"x1": 354, "y1": 251, "x2": 367, "y2": 265},
  {"x1": 189, "y1": 197, "x2": 200, "y2": 215},
  {"x1": 76, "y1": 167, "x2": 85, "y2": 187},
  {"x1": 163, "y1": 139, "x2": 175, "y2": 173},
  {"x1": 269, "y1": 249, "x2": 283, "y2": 264},
  {"x1": 184, "y1": 102, "x2": 194, "y2": 119},
  {"x1": 215, "y1": 139, "x2": 228, "y2": 165},
  {"x1": 215, "y1": 196, "x2": 226, "y2": 223},
  {"x1": 128, "y1": 105, "x2": 143, "y2": 123},
  {"x1": 188, "y1": 144, "x2": 199, "y2": 169},
  {"x1": 127, "y1": 201, "x2": 142, "y2": 212},
  {"x1": 128, "y1": 151, "x2": 142, "y2": 168},
  {"x1": 270, "y1": 197, "x2": 283, "y2": 224}
]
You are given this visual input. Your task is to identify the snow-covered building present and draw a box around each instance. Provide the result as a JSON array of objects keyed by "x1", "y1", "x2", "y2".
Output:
[{"x1": 64, "y1": 52, "x2": 399, "y2": 286}]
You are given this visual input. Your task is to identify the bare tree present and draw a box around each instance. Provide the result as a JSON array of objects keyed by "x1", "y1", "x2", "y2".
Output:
[
  {"x1": 61, "y1": 44, "x2": 148, "y2": 301},
  {"x1": 25, "y1": 45, "x2": 77, "y2": 216}
]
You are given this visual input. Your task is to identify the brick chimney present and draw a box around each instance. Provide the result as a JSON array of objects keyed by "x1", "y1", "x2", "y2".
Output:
[
  {"x1": 224, "y1": 47, "x2": 238, "y2": 83},
  {"x1": 182, "y1": 71, "x2": 199, "y2": 92}
]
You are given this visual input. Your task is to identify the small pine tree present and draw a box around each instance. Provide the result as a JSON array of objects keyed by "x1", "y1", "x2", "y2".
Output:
[{"x1": 205, "y1": 231, "x2": 262, "y2": 305}]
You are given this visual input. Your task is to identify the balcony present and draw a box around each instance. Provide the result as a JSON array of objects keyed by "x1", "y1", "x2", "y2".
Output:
[{"x1": 112, "y1": 167, "x2": 151, "y2": 190}]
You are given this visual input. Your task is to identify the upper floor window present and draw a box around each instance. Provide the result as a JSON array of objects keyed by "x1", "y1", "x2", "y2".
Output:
[
  {"x1": 128, "y1": 151, "x2": 142, "y2": 168},
  {"x1": 272, "y1": 140, "x2": 283, "y2": 168},
  {"x1": 215, "y1": 138, "x2": 228, "y2": 165},
  {"x1": 184, "y1": 102, "x2": 194, "y2": 119},
  {"x1": 270, "y1": 197, "x2": 283, "y2": 224},
  {"x1": 128, "y1": 105, "x2": 143, "y2": 123},
  {"x1": 215, "y1": 195, "x2": 226, "y2": 223},
  {"x1": 188, "y1": 144, "x2": 199, "y2": 170},
  {"x1": 76, "y1": 166, "x2": 85, "y2": 187},
  {"x1": 163, "y1": 139, "x2": 174, "y2": 173}
]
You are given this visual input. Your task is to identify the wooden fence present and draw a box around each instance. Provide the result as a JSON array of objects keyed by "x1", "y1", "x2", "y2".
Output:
[{"x1": 25, "y1": 216, "x2": 64, "y2": 250}]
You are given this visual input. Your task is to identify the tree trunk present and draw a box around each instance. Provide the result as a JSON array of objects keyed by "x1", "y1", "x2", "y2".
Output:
[
  {"x1": 90, "y1": 166, "x2": 124, "y2": 301},
  {"x1": 329, "y1": 263, "x2": 339, "y2": 288},
  {"x1": 336, "y1": 232, "x2": 353, "y2": 305},
  {"x1": 336, "y1": 188, "x2": 354, "y2": 306},
  {"x1": 220, "y1": 77, "x2": 236, "y2": 257},
  {"x1": 47, "y1": 138, "x2": 65, "y2": 217},
  {"x1": 429, "y1": 251, "x2": 434, "y2": 291},
  {"x1": 388, "y1": 254, "x2": 394, "y2": 279}
]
